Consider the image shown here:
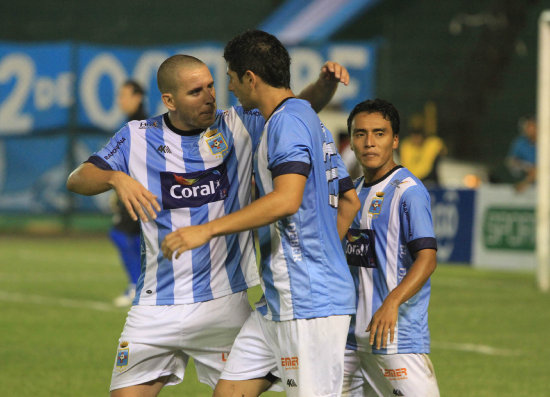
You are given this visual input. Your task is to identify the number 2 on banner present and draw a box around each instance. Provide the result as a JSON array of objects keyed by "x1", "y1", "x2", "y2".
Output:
[{"x1": 0, "y1": 53, "x2": 34, "y2": 134}]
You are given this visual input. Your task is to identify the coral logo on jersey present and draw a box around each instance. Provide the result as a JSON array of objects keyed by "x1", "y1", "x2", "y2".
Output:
[
  {"x1": 160, "y1": 163, "x2": 230, "y2": 209},
  {"x1": 345, "y1": 228, "x2": 376, "y2": 268},
  {"x1": 116, "y1": 347, "x2": 129, "y2": 370},
  {"x1": 206, "y1": 131, "x2": 228, "y2": 155},
  {"x1": 281, "y1": 356, "x2": 299, "y2": 370}
]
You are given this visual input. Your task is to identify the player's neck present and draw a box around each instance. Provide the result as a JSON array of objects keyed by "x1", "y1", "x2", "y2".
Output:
[
  {"x1": 363, "y1": 161, "x2": 398, "y2": 184},
  {"x1": 256, "y1": 86, "x2": 295, "y2": 121}
]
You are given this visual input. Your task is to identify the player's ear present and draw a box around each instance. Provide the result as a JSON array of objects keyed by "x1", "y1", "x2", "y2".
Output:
[
  {"x1": 245, "y1": 70, "x2": 257, "y2": 87},
  {"x1": 161, "y1": 93, "x2": 175, "y2": 111},
  {"x1": 393, "y1": 134, "x2": 399, "y2": 149}
]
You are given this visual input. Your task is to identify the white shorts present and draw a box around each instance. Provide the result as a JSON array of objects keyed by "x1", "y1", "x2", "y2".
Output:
[
  {"x1": 221, "y1": 310, "x2": 351, "y2": 397},
  {"x1": 342, "y1": 349, "x2": 440, "y2": 397},
  {"x1": 109, "y1": 291, "x2": 252, "y2": 392}
]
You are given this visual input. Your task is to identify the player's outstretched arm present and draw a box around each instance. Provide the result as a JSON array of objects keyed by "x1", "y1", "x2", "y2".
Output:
[
  {"x1": 337, "y1": 188, "x2": 361, "y2": 240},
  {"x1": 298, "y1": 61, "x2": 350, "y2": 113},
  {"x1": 161, "y1": 173, "x2": 306, "y2": 259},
  {"x1": 66, "y1": 162, "x2": 160, "y2": 221},
  {"x1": 367, "y1": 248, "x2": 437, "y2": 350}
]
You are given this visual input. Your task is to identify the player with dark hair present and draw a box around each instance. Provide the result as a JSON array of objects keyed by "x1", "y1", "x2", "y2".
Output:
[
  {"x1": 341, "y1": 98, "x2": 440, "y2": 396},
  {"x1": 162, "y1": 30, "x2": 361, "y2": 397},
  {"x1": 67, "y1": 52, "x2": 350, "y2": 397}
]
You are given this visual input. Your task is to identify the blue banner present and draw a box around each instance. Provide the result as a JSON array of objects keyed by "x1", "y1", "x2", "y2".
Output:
[
  {"x1": 0, "y1": 42, "x2": 73, "y2": 135},
  {"x1": 430, "y1": 188, "x2": 476, "y2": 264},
  {"x1": 1, "y1": 40, "x2": 379, "y2": 135}
]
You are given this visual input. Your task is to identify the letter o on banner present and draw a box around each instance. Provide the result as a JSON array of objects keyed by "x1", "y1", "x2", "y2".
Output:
[{"x1": 80, "y1": 53, "x2": 127, "y2": 130}]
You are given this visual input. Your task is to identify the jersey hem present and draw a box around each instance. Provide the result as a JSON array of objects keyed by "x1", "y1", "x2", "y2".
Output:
[
  {"x1": 261, "y1": 306, "x2": 356, "y2": 322},
  {"x1": 134, "y1": 278, "x2": 259, "y2": 305}
]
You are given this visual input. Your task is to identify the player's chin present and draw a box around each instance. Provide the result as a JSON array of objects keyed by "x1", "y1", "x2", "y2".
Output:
[{"x1": 197, "y1": 113, "x2": 216, "y2": 128}]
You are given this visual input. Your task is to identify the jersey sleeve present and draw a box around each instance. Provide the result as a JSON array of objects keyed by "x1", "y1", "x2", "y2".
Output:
[
  {"x1": 86, "y1": 124, "x2": 131, "y2": 174},
  {"x1": 333, "y1": 152, "x2": 353, "y2": 193},
  {"x1": 400, "y1": 185, "x2": 437, "y2": 254},
  {"x1": 266, "y1": 113, "x2": 311, "y2": 178}
]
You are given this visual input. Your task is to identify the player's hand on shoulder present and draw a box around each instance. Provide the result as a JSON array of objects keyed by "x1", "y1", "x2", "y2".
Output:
[
  {"x1": 161, "y1": 224, "x2": 213, "y2": 260},
  {"x1": 320, "y1": 61, "x2": 349, "y2": 86},
  {"x1": 110, "y1": 172, "x2": 161, "y2": 221}
]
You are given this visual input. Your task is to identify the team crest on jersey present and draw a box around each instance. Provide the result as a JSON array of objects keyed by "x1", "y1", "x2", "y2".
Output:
[
  {"x1": 116, "y1": 347, "x2": 129, "y2": 370},
  {"x1": 206, "y1": 131, "x2": 228, "y2": 155},
  {"x1": 160, "y1": 163, "x2": 230, "y2": 209},
  {"x1": 369, "y1": 196, "x2": 384, "y2": 217}
]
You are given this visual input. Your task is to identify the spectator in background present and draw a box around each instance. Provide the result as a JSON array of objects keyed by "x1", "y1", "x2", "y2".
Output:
[
  {"x1": 507, "y1": 115, "x2": 536, "y2": 192},
  {"x1": 110, "y1": 80, "x2": 147, "y2": 306},
  {"x1": 399, "y1": 113, "x2": 446, "y2": 187}
]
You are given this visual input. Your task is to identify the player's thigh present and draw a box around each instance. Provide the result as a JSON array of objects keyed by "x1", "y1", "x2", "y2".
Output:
[
  {"x1": 110, "y1": 340, "x2": 187, "y2": 392},
  {"x1": 269, "y1": 314, "x2": 351, "y2": 397},
  {"x1": 213, "y1": 378, "x2": 273, "y2": 397},
  {"x1": 111, "y1": 375, "x2": 169, "y2": 397},
  {"x1": 361, "y1": 352, "x2": 440, "y2": 397}
]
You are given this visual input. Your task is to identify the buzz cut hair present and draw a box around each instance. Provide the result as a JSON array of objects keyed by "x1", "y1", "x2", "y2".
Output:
[{"x1": 157, "y1": 54, "x2": 204, "y2": 94}]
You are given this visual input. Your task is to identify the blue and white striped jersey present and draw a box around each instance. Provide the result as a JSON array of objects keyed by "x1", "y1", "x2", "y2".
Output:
[
  {"x1": 253, "y1": 98, "x2": 356, "y2": 321},
  {"x1": 344, "y1": 166, "x2": 437, "y2": 354},
  {"x1": 88, "y1": 108, "x2": 265, "y2": 305}
]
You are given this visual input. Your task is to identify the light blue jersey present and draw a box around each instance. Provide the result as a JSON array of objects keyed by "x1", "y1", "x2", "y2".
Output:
[
  {"x1": 253, "y1": 98, "x2": 356, "y2": 321},
  {"x1": 88, "y1": 108, "x2": 265, "y2": 305},
  {"x1": 344, "y1": 166, "x2": 437, "y2": 354}
]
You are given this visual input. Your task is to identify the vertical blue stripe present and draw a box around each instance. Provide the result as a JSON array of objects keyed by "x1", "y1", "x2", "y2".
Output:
[
  {"x1": 346, "y1": 265, "x2": 361, "y2": 349},
  {"x1": 133, "y1": 229, "x2": 146, "y2": 304},
  {"x1": 222, "y1": 134, "x2": 246, "y2": 292},
  {"x1": 145, "y1": 127, "x2": 175, "y2": 305},
  {"x1": 180, "y1": 137, "x2": 214, "y2": 302},
  {"x1": 370, "y1": 179, "x2": 398, "y2": 354}
]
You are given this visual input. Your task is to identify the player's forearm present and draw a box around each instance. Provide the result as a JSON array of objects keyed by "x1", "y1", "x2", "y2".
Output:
[
  {"x1": 385, "y1": 249, "x2": 437, "y2": 306},
  {"x1": 337, "y1": 189, "x2": 361, "y2": 240},
  {"x1": 208, "y1": 189, "x2": 299, "y2": 238},
  {"x1": 298, "y1": 79, "x2": 338, "y2": 113},
  {"x1": 66, "y1": 163, "x2": 122, "y2": 196}
]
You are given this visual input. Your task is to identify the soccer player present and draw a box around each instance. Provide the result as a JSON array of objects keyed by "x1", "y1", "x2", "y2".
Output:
[
  {"x1": 341, "y1": 99, "x2": 440, "y2": 396},
  {"x1": 66, "y1": 54, "x2": 349, "y2": 397},
  {"x1": 162, "y1": 30, "x2": 361, "y2": 397}
]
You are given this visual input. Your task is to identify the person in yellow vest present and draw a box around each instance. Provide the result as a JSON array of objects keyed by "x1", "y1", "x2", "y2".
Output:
[{"x1": 399, "y1": 123, "x2": 446, "y2": 187}]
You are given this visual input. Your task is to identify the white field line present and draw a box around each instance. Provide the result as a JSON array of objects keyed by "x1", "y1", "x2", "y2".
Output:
[
  {"x1": 432, "y1": 341, "x2": 522, "y2": 356},
  {"x1": 0, "y1": 291, "x2": 120, "y2": 312}
]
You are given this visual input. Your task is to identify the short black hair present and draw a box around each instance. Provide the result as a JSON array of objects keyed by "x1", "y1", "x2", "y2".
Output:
[
  {"x1": 223, "y1": 30, "x2": 291, "y2": 89},
  {"x1": 123, "y1": 80, "x2": 145, "y2": 96},
  {"x1": 347, "y1": 99, "x2": 400, "y2": 136}
]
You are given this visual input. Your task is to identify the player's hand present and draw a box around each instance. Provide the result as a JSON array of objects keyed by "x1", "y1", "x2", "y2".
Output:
[
  {"x1": 320, "y1": 61, "x2": 349, "y2": 86},
  {"x1": 110, "y1": 171, "x2": 161, "y2": 221},
  {"x1": 366, "y1": 298, "x2": 399, "y2": 350},
  {"x1": 161, "y1": 224, "x2": 213, "y2": 259}
]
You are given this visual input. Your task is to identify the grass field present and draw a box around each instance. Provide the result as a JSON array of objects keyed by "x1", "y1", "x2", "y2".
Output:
[{"x1": 1, "y1": 235, "x2": 549, "y2": 396}]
